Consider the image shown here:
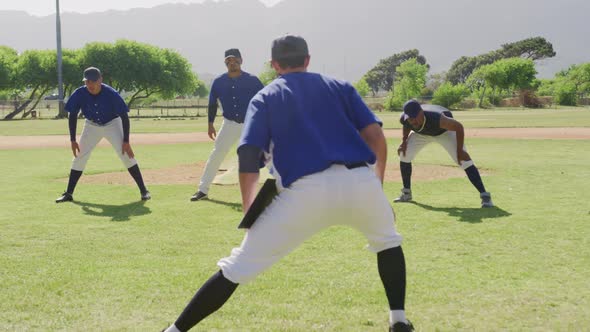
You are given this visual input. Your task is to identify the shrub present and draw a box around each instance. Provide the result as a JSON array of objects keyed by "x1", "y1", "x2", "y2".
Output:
[{"x1": 432, "y1": 82, "x2": 469, "y2": 108}]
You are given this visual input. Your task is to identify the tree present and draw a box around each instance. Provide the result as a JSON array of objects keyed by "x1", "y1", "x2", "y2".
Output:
[
  {"x1": 448, "y1": 36, "x2": 555, "y2": 84},
  {"x1": 4, "y1": 50, "x2": 57, "y2": 119},
  {"x1": 432, "y1": 82, "x2": 469, "y2": 108},
  {"x1": 466, "y1": 58, "x2": 537, "y2": 107},
  {"x1": 81, "y1": 40, "x2": 198, "y2": 109},
  {"x1": 500, "y1": 37, "x2": 556, "y2": 60},
  {"x1": 353, "y1": 77, "x2": 370, "y2": 98},
  {"x1": 384, "y1": 58, "x2": 428, "y2": 110},
  {"x1": 364, "y1": 49, "x2": 428, "y2": 94},
  {"x1": 193, "y1": 79, "x2": 209, "y2": 98},
  {"x1": 258, "y1": 61, "x2": 278, "y2": 86},
  {"x1": 0, "y1": 46, "x2": 17, "y2": 92}
]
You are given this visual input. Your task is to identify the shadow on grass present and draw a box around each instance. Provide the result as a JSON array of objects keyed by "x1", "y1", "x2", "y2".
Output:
[
  {"x1": 203, "y1": 198, "x2": 242, "y2": 212},
  {"x1": 73, "y1": 200, "x2": 152, "y2": 222},
  {"x1": 408, "y1": 201, "x2": 511, "y2": 223}
]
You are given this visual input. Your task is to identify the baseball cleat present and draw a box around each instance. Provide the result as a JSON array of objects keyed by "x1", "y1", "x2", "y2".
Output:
[
  {"x1": 55, "y1": 192, "x2": 73, "y2": 203},
  {"x1": 390, "y1": 320, "x2": 414, "y2": 332},
  {"x1": 190, "y1": 191, "x2": 208, "y2": 201},
  {"x1": 141, "y1": 191, "x2": 151, "y2": 201},
  {"x1": 480, "y1": 191, "x2": 494, "y2": 208},
  {"x1": 393, "y1": 188, "x2": 412, "y2": 203}
]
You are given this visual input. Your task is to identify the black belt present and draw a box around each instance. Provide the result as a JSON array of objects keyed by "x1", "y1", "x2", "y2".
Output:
[{"x1": 343, "y1": 162, "x2": 368, "y2": 169}]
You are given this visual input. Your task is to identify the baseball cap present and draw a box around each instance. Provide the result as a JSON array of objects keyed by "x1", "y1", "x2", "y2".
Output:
[
  {"x1": 402, "y1": 99, "x2": 422, "y2": 120},
  {"x1": 82, "y1": 67, "x2": 101, "y2": 82},
  {"x1": 271, "y1": 35, "x2": 309, "y2": 60},
  {"x1": 224, "y1": 48, "x2": 242, "y2": 60}
]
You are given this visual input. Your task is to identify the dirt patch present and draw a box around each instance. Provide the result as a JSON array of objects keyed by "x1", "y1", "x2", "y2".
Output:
[
  {"x1": 3, "y1": 127, "x2": 590, "y2": 150},
  {"x1": 59, "y1": 162, "x2": 481, "y2": 186}
]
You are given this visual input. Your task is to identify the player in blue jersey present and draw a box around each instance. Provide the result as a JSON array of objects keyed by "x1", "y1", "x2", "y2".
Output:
[
  {"x1": 394, "y1": 99, "x2": 493, "y2": 208},
  {"x1": 55, "y1": 67, "x2": 150, "y2": 203},
  {"x1": 190, "y1": 48, "x2": 264, "y2": 201},
  {"x1": 163, "y1": 36, "x2": 413, "y2": 332}
]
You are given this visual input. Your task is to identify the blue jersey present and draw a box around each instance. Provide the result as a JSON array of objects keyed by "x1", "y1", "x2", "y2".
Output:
[
  {"x1": 208, "y1": 71, "x2": 264, "y2": 123},
  {"x1": 239, "y1": 72, "x2": 381, "y2": 188},
  {"x1": 65, "y1": 84, "x2": 128, "y2": 125}
]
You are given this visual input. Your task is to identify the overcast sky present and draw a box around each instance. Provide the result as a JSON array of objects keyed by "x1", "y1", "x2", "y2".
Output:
[{"x1": 0, "y1": 0, "x2": 283, "y2": 16}]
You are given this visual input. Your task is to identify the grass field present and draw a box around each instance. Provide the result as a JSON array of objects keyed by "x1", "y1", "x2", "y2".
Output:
[
  {"x1": 1, "y1": 110, "x2": 589, "y2": 331},
  {"x1": 1, "y1": 106, "x2": 590, "y2": 136}
]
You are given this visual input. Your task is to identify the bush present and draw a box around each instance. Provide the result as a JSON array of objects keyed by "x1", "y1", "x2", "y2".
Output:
[
  {"x1": 432, "y1": 82, "x2": 469, "y2": 108},
  {"x1": 554, "y1": 82, "x2": 577, "y2": 106}
]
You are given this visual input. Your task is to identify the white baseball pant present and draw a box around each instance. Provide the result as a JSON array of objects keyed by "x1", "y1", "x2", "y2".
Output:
[
  {"x1": 71, "y1": 117, "x2": 137, "y2": 171},
  {"x1": 400, "y1": 131, "x2": 474, "y2": 170},
  {"x1": 217, "y1": 164, "x2": 403, "y2": 284},
  {"x1": 198, "y1": 119, "x2": 243, "y2": 194}
]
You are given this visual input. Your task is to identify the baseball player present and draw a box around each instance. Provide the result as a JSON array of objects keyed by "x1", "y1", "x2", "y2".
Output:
[
  {"x1": 163, "y1": 35, "x2": 413, "y2": 332},
  {"x1": 190, "y1": 48, "x2": 264, "y2": 201},
  {"x1": 55, "y1": 67, "x2": 150, "y2": 203},
  {"x1": 394, "y1": 99, "x2": 493, "y2": 208}
]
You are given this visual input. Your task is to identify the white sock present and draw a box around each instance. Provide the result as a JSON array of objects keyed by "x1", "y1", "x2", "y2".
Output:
[
  {"x1": 390, "y1": 310, "x2": 408, "y2": 325},
  {"x1": 164, "y1": 324, "x2": 181, "y2": 332}
]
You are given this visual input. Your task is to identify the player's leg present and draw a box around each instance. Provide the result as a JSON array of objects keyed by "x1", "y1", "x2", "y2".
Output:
[
  {"x1": 438, "y1": 132, "x2": 493, "y2": 207},
  {"x1": 338, "y1": 166, "x2": 412, "y2": 331},
  {"x1": 104, "y1": 118, "x2": 149, "y2": 199},
  {"x1": 57, "y1": 120, "x2": 103, "y2": 202},
  {"x1": 192, "y1": 119, "x2": 243, "y2": 200},
  {"x1": 395, "y1": 132, "x2": 429, "y2": 203},
  {"x1": 167, "y1": 171, "x2": 335, "y2": 330}
]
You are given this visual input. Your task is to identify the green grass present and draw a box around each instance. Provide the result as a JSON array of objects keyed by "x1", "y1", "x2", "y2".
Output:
[
  {"x1": 1, "y1": 107, "x2": 590, "y2": 136},
  {"x1": 1, "y1": 128, "x2": 589, "y2": 331}
]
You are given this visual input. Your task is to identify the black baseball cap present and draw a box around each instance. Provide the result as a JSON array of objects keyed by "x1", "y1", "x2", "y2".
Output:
[
  {"x1": 271, "y1": 35, "x2": 309, "y2": 60},
  {"x1": 402, "y1": 99, "x2": 422, "y2": 120},
  {"x1": 224, "y1": 48, "x2": 242, "y2": 60},
  {"x1": 82, "y1": 67, "x2": 101, "y2": 82}
]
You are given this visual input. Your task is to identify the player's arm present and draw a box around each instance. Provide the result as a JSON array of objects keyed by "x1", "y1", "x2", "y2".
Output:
[
  {"x1": 68, "y1": 110, "x2": 80, "y2": 157},
  {"x1": 397, "y1": 126, "x2": 411, "y2": 157},
  {"x1": 207, "y1": 81, "x2": 219, "y2": 140},
  {"x1": 439, "y1": 114, "x2": 467, "y2": 163},
  {"x1": 360, "y1": 123, "x2": 387, "y2": 184},
  {"x1": 120, "y1": 112, "x2": 135, "y2": 158},
  {"x1": 238, "y1": 144, "x2": 264, "y2": 213}
]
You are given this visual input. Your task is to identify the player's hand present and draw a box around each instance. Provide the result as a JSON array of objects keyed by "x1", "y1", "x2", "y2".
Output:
[
  {"x1": 397, "y1": 141, "x2": 408, "y2": 157},
  {"x1": 71, "y1": 141, "x2": 80, "y2": 157},
  {"x1": 457, "y1": 150, "x2": 469, "y2": 165},
  {"x1": 122, "y1": 142, "x2": 135, "y2": 158},
  {"x1": 208, "y1": 123, "x2": 217, "y2": 140}
]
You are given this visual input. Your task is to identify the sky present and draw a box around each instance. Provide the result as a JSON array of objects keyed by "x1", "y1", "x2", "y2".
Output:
[{"x1": 0, "y1": 0, "x2": 283, "y2": 17}]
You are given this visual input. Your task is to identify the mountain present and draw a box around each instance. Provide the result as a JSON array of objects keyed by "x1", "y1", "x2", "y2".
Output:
[{"x1": 0, "y1": 0, "x2": 588, "y2": 83}]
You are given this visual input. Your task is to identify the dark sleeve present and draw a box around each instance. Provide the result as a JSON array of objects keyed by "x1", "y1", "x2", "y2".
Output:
[
  {"x1": 238, "y1": 144, "x2": 264, "y2": 173},
  {"x1": 120, "y1": 111, "x2": 130, "y2": 143},
  {"x1": 207, "y1": 79, "x2": 219, "y2": 123},
  {"x1": 68, "y1": 111, "x2": 79, "y2": 142},
  {"x1": 208, "y1": 102, "x2": 218, "y2": 123}
]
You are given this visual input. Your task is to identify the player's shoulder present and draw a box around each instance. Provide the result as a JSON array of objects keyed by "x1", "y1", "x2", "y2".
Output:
[{"x1": 100, "y1": 84, "x2": 118, "y2": 94}]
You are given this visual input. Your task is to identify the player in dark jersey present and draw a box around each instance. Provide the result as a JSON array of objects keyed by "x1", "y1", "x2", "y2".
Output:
[
  {"x1": 394, "y1": 99, "x2": 493, "y2": 208},
  {"x1": 162, "y1": 35, "x2": 414, "y2": 332},
  {"x1": 55, "y1": 67, "x2": 150, "y2": 203}
]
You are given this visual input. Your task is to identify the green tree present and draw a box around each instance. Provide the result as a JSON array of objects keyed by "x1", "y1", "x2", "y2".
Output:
[
  {"x1": 81, "y1": 40, "x2": 198, "y2": 109},
  {"x1": 466, "y1": 58, "x2": 536, "y2": 108},
  {"x1": 432, "y1": 82, "x2": 469, "y2": 108},
  {"x1": 193, "y1": 79, "x2": 209, "y2": 98},
  {"x1": 258, "y1": 62, "x2": 278, "y2": 86},
  {"x1": 354, "y1": 77, "x2": 370, "y2": 98},
  {"x1": 364, "y1": 49, "x2": 428, "y2": 94},
  {"x1": 448, "y1": 36, "x2": 555, "y2": 84},
  {"x1": 384, "y1": 58, "x2": 428, "y2": 110},
  {"x1": 0, "y1": 46, "x2": 17, "y2": 92},
  {"x1": 4, "y1": 50, "x2": 57, "y2": 119}
]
